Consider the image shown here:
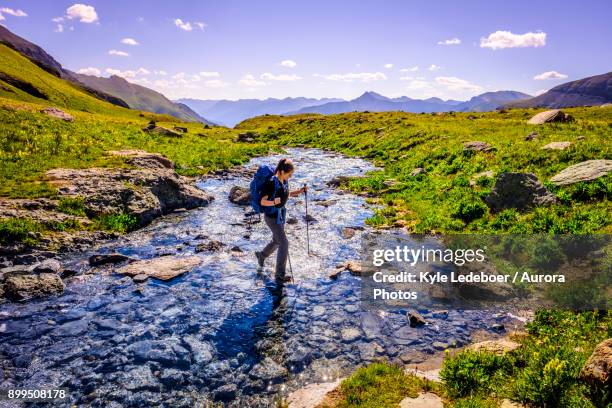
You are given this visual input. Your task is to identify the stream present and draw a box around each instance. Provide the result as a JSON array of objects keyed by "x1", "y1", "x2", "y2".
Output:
[{"x1": 0, "y1": 148, "x2": 519, "y2": 407}]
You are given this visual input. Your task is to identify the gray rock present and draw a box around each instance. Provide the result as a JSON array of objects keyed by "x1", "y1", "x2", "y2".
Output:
[
  {"x1": 550, "y1": 160, "x2": 612, "y2": 186},
  {"x1": 485, "y1": 173, "x2": 557, "y2": 212},
  {"x1": 52, "y1": 319, "x2": 89, "y2": 337},
  {"x1": 183, "y1": 335, "x2": 214, "y2": 364},
  {"x1": 541, "y1": 141, "x2": 571, "y2": 150},
  {"x1": 195, "y1": 240, "x2": 225, "y2": 252},
  {"x1": 123, "y1": 366, "x2": 160, "y2": 391},
  {"x1": 143, "y1": 126, "x2": 182, "y2": 137},
  {"x1": 159, "y1": 368, "x2": 186, "y2": 387},
  {"x1": 527, "y1": 109, "x2": 574, "y2": 125},
  {"x1": 463, "y1": 141, "x2": 495, "y2": 153},
  {"x1": 32, "y1": 259, "x2": 62, "y2": 274},
  {"x1": 408, "y1": 310, "x2": 427, "y2": 327},
  {"x1": 249, "y1": 357, "x2": 287, "y2": 382},
  {"x1": 4, "y1": 273, "x2": 64, "y2": 301},
  {"x1": 525, "y1": 131, "x2": 539, "y2": 141},
  {"x1": 41, "y1": 107, "x2": 74, "y2": 122},
  {"x1": 341, "y1": 227, "x2": 356, "y2": 239},
  {"x1": 340, "y1": 328, "x2": 362, "y2": 343},
  {"x1": 89, "y1": 253, "x2": 130, "y2": 267},
  {"x1": 228, "y1": 186, "x2": 251, "y2": 206}
]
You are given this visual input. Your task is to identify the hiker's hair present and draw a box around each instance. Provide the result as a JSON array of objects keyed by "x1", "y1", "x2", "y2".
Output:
[{"x1": 275, "y1": 158, "x2": 294, "y2": 174}]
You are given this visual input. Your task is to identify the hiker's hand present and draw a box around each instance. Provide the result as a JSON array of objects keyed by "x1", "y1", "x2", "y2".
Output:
[{"x1": 274, "y1": 197, "x2": 281, "y2": 205}]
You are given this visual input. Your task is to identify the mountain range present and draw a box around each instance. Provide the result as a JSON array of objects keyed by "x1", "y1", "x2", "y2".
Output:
[
  {"x1": 176, "y1": 97, "x2": 343, "y2": 127},
  {"x1": 179, "y1": 90, "x2": 532, "y2": 126}
]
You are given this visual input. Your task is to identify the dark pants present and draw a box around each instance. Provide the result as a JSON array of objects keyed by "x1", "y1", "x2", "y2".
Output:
[{"x1": 261, "y1": 215, "x2": 288, "y2": 278}]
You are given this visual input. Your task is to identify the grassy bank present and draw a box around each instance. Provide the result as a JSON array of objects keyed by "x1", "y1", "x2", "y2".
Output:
[
  {"x1": 239, "y1": 107, "x2": 611, "y2": 234},
  {"x1": 323, "y1": 311, "x2": 611, "y2": 408}
]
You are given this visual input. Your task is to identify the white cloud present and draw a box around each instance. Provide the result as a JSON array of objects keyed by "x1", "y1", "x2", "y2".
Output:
[
  {"x1": 204, "y1": 79, "x2": 228, "y2": 88},
  {"x1": 534, "y1": 70, "x2": 568, "y2": 80},
  {"x1": 437, "y1": 38, "x2": 461, "y2": 46},
  {"x1": 435, "y1": 76, "x2": 482, "y2": 92},
  {"x1": 174, "y1": 18, "x2": 205, "y2": 31},
  {"x1": 54, "y1": 24, "x2": 64, "y2": 32},
  {"x1": 155, "y1": 70, "x2": 168, "y2": 76},
  {"x1": 1, "y1": 7, "x2": 28, "y2": 17},
  {"x1": 52, "y1": 17, "x2": 64, "y2": 22},
  {"x1": 173, "y1": 72, "x2": 186, "y2": 80},
  {"x1": 260, "y1": 73, "x2": 302, "y2": 81},
  {"x1": 280, "y1": 59, "x2": 297, "y2": 68},
  {"x1": 429, "y1": 64, "x2": 441, "y2": 71},
  {"x1": 106, "y1": 68, "x2": 135, "y2": 78},
  {"x1": 66, "y1": 4, "x2": 98, "y2": 23},
  {"x1": 108, "y1": 49, "x2": 129, "y2": 57},
  {"x1": 384, "y1": 63, "x2": 394, "y2": 69},
  {"x1": 316, "y1": 72, "x2": 387, "y2": 82},
  {"x1": 0, "y1": 13, "x2": 4, "y2": 21},
  {"x1": 480, "y1": 30, "x2": 546, "y2": 50},
  {"x1": 239, "y1": 74, "x2": 266, "y2": 87},
  {"x1": 200, "y1": 71, "x2": 220, "y2": 77},
  {"x1": 405, "y1": 80, "x2": 432, "y2": 90},
  {"x1": 137, "y1": 68, "x2": 150, "y2": 75},
  {"x1": 400, "y1": 66, "x2": 419, "y2": 72},
  {"x1": 121, "y1": 38, "x2": 139, "y2": 46},
  {"x1": 77, "y1": 67, "x2": 101, "y2": 76}
]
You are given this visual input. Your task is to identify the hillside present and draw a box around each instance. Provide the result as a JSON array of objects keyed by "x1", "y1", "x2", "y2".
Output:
[
  {"x1": 507, "y1": 72, "x2": 612, "y2": 108},
  {"x1": 457, "y1": 90, "x2": 531, "y2": 111},
  {"x1": 74, "y1": 73, "x2": 213, "y2": 124},
  {"x1": 238, "y1": 107, "x2": 612, "y2": 234},
  {"x1": 178, "y1": 96, "x2": 342, "y2": 127},
  {"x1": 292, "y1": 90, "x2": 532, "y2": 115}
]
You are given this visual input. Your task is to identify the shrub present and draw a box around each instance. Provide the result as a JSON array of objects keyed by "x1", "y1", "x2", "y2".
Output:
[
  {"x1": 0, "y1": 218, "x2": 40, "y2": 245},
  {"x1": 451, "y1": 199, "x2": 488, "y2": 222},
  {"x1": 98, "y1": 213, "x2": 138, "y2": 233},
  {"x1": 57, "y1": 196, "x2": 86, "y2": 216},
  {"x1": 440, "y1": 350, "x2": 511, "y2": 398}
]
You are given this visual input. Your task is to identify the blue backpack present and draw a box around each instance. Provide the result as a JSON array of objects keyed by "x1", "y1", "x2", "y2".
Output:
[{"x1": 250, "y1": 165, "x2": 279, "y2": 216}]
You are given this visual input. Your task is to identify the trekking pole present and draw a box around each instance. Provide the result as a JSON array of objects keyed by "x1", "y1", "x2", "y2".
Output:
[{"x1": 304, "y1": 184, "x2": 310, "y2": 255}]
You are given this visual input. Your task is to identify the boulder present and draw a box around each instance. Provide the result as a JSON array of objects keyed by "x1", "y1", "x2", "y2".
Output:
[
  {"x1": 89, "y1": 253, "x2": 130, "y2": 266},
  {"x1": 286, "y1": 380, "x2": 341, "y2": 408},
  {"x1": 173, "y1": 126, "x2": 188, "y2": 133},
  {"x1": 327, "y1": 176, "x2": 351, "y2": 188},
  {"x1": 527, "y1": 109, "x2": 574, "y2": 125},
  {"x1": 408, "y1": 310, "x2": 427, "y2": 327},
  {"x1": 3, "y1": 273, "x2": 64, "y2": 301},
  {"x1": 237, "y1": 132, "x2": 257, "y2": 142},
  {"x1": 485, "y1": 173, "x2": 557, "y2": 212},
  {"x1": 550, "y1": 160, "x2": 612, "y2": 186},
  {"x1": 228, "y1": 186, "x2": 251, "y2": 206},
  {"x1": 46, "y1": 155, "x2": 213, "y2": 227},
  {"x1": 541, "y1": 141, "x2": 571, "y2": 150},
  {"x1": 41, "y1": 107, "x2": 74, "y2": 122},
  {"x1": 117, "y1": 256, "x2": 200, "y2": 281},
  {"x1": 32, "y1": 259, "x2": 62, "y2": 274},
  {"x1": 463, "y1": 141, "x2": 494, "y2": 153},
  {"x1": 109, "y1": 150, "x2": 174, "y2": 170},
  {"x1": 143, "y1": 126, "x2": 182, "y2": 137},
  {"x1": 499, "y1": 400, "x2": 527, "y2": 408},
  {"x1": 580, "y1": 338, "x2": 612, "y2": 389}
]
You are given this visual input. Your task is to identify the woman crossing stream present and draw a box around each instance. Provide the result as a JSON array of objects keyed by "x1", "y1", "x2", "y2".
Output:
[{"x1": 0, "y1": 148, "x2": 519, "y2": 407}]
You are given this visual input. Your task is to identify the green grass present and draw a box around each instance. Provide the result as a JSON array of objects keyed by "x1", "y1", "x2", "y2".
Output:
[
  {"x1": 239, "y1": 108, "x2": 611, "y2": 233},
  {"x1": 330, "y1": 363, "x2": 434, "y2": 408}
]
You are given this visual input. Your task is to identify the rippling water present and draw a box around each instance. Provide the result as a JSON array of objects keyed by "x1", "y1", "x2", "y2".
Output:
[{"x1": 0, "y1": 148, "x2": 518, "y2": 407}]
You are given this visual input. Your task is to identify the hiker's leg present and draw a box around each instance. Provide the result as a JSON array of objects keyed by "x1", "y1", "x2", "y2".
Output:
[
  {"x1": 275, "y1": 224, "x2": 289, "y2": 278},
  {"x1": 261, "y1": 216, "x2": 280, "y2": 258}
]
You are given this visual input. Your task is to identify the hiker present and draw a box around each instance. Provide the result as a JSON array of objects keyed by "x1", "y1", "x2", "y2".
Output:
[{"x1": 253, "y1": 158, "x2": 307, "y2": 282}]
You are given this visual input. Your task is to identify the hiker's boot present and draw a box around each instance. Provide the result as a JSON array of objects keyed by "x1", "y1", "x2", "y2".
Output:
[{"x1": 255, "y1": 251, "x2": 265, "y2": 269}]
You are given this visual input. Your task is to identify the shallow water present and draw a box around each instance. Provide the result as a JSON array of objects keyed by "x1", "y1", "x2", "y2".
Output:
[{"x1": 0, "y1": 148, "x2": 518, "y2": 407}]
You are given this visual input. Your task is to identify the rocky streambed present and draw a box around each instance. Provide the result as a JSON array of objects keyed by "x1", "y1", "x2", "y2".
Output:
[{"x1": 0, "y1": 148, "x2": 521, "y2": 407}]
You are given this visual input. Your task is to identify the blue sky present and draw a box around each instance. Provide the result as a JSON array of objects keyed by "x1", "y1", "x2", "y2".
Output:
[{"x1": 1, "y1": 0, "x2": 611, "y2": 101}]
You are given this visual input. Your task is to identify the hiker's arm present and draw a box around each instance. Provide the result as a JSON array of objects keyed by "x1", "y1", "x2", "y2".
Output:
[
  {"x1": 289, "y1": 186, "x2": 307, "y2": 197},
  {"x1": 260, "y1": 195, "x2": 281, "y2": 206}
]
